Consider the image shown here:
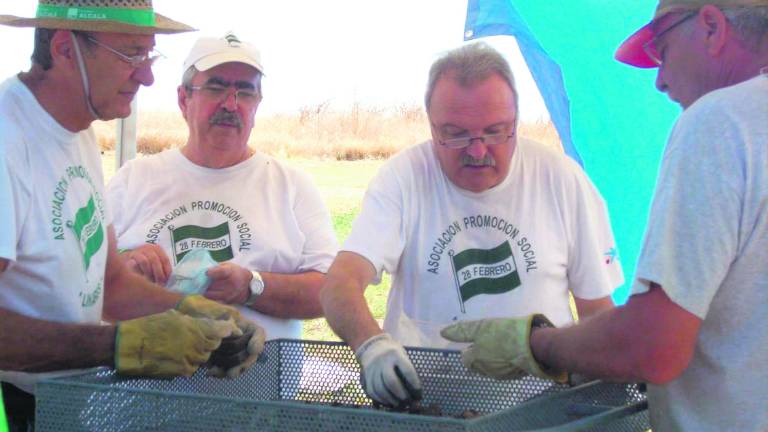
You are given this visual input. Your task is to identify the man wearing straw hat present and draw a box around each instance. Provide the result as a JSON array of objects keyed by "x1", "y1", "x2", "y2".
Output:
[
  {"x1": 0, "y1": 2, "x2": 266, "y2": 430},
  {"x1": 442, "y1": 1, "x2": 768, "y2": 430}
]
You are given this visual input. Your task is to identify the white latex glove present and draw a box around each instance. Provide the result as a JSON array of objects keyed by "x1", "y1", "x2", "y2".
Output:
[{"x1": 354, "y1": 333, "x2": 422, "y2": 407}]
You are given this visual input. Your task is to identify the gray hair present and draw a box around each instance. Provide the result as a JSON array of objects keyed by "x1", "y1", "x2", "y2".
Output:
[
  {"x1": 723, "y1": 6, "x2": 768, "y2": 53},
  {"x1": 424, "y1": 42, "x2": 518, "y2": 118},
  {"x1": 31, "y1": 29, "x2": 94, "y2": 71},
  {"x1": 181, "y1": 65, "x2": 263, "y2": 98}
]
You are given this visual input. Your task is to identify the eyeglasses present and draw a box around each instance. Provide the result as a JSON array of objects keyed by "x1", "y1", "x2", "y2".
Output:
[
  {"x1": 186, "y1": 84, "x2": 262, "y2": 107},
  {"x1": 438, "y1": 131, "x2": 515, "y2": 149},
  {"x1": 84, "y1": 35, "x2": 165, "y2": 68},
  {"x1": 642, "y1": 12, "x2": 697, "y2": 66}
]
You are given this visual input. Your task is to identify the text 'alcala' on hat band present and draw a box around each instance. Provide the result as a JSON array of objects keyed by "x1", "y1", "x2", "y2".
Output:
[
  {"x1": 0, "y1": 0, "x2": 195, "y2": 34},
  {"x1": 36, "y1": 3, "x2": 157, "y2": 27}
]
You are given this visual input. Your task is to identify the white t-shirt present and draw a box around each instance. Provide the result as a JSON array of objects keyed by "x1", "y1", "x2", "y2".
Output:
[
  {"x1": 631, "y1": 74, "x2": 768, "y2": 431},
  {"x1": 344, "y1": 139, "x2": 623, "y2": 348},
  {"x1": 107, "y1": 148, "x2": 338, "y2": 339},
  {"x1": 0, "y1": 76, "x2": 111, "y2": 392}
]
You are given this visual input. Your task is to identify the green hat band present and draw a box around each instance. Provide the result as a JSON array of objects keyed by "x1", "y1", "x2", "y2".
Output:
[{"x1": 36, "y1": 4, "x2": 156, "y2": 27}]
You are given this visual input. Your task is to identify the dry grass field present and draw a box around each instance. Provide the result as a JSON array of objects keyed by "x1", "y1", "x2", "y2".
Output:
[
  {"x1": 94, "y1": 105, "x2": 561, "y2": 160},
  {"x1": 98, "y1": 107, "x2": 562, "y2": 340}
]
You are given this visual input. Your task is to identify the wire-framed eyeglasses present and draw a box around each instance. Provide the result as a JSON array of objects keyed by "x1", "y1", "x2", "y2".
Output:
[
  {"x1": 642, "y1": 12, "x2": 697, "y2": 66},
  {"x1": 438, "y1": 131, "x2": 515, "y2": 150},
  {"x1": 186, "y1": 84, "x2": 262, "y2": 107},
  {"x1": 84, "y1": 35, "x2": 165, "y2": 68}
]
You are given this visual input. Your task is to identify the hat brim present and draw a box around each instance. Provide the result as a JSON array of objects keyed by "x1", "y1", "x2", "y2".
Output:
[
  {"x1": 0, "y1": 12, "x2": 195, "y2": 34},
  {"x1": 615, "y1": 23, "x2": 658, "y2": 69}
]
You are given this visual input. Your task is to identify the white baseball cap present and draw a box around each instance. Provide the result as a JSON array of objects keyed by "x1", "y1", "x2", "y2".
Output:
[{"x1": 183, "y1": 32, "x2": 264, "y2": 74}]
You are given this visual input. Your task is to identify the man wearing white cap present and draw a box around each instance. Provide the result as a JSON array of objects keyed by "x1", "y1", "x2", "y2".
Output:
[
  {"x1": 107, "y1": 33, "x2": 338, "y2": 342},
  {"x1": 0, "y1": 2, "x2": 266, "y2": 431},
  {"x1": 441, "y1": 1, "x2": 768, "y2": 430}
]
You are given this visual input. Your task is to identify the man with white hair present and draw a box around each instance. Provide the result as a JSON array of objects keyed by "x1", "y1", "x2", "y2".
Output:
[
  {"x1": 442, "y1": 1, "x2": 768, "y2": 430},
  {"x1": 108, "y1": 33, "x2": 338, "y2": 342}
]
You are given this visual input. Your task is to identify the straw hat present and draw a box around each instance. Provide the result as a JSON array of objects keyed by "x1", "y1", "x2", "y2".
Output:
[{"x1": 0, "y1": 0, "x2": 194, "y2": 35}]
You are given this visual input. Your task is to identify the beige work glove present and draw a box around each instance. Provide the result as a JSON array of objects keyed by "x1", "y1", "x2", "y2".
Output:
[
  {"x1": 440, "y1": 314, "x2": 568, "y2": 383},
  {"x1": 177, "y1": 295, "x2": 266, "y2": 378},
  {"x1": 115, "y1": 309, "x2": 239, "y2": 377}
]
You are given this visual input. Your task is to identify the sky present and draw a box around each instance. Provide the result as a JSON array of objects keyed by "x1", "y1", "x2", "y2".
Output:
[{"x1": 0, "y1": 0, "x2": 549, "y2": 121}]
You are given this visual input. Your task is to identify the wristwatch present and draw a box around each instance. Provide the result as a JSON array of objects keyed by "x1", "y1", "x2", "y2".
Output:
[{"x1": 244, "y1": 271, "x2": 265, "y2": 306}]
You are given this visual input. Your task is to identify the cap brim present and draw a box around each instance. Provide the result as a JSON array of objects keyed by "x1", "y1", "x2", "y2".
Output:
[
  {"x1": 615, "y1": 22, "x2": 658, "y2": 68},
  {"x1": 193, "y1": 53, "x2": 264, "y2": 74},
  {"x1": 0, "y1": 12, "x2": 195, "y2": 34}
]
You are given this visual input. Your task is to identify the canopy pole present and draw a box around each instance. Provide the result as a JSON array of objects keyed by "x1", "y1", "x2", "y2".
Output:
[{"x1": 115, "y1": 98, "x2": 138, "y2": 170}]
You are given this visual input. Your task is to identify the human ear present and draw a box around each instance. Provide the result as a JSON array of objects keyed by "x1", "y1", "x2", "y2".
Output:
[
  {"x1": 698, "y1": 5, "x2": 728, "y2": 56},
  {"x1": 177, "y1": 85, "x2": 190, "y2": 120},
  {"x1": 49, "y1": 30, "x2": 74, "y2": 65}
]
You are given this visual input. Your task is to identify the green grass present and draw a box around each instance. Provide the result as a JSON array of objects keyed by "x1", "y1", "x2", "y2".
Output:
[
  {"x1": 302, "y1": 206, "x2": 393, "y2": 341},
  {"x1": 287, "y1": 158, "x2": 391, "y2": 341}
]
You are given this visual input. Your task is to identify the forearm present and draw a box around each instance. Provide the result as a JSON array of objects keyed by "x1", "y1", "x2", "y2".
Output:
[
  {"x1": 532, "y1": 286, "x2": 701, "y2": 384},
  {"x1": 0, "y1": 308, "x2": 115, "y2": 372},
  {"x1": 531, "y1": 308, "x2": 644, "y2": 383},
  {"x1": 320, "y1": 281, "x2": 382, "y2": 350},
  {"x1": 249, "y1": 271, "x2": 325, "y2": 319},
  {"x1": 319, "y1": 253, "x2": 382, "y2": 350},
  {"x1": 103, "y1": 225, "x2": 181, "y2": 321},
  {"x1": 103, "y1": 268, "x2": 181, "y2": 321}
]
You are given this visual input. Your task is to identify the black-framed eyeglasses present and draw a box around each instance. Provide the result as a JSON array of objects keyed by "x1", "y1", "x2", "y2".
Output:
[
  {"x1": 186, "y1": 84, "x2": 262, "y2": 107},
  {"x1": 84, "y1": 35, "x2": 165, "y2": 68},
  {"x1": 643, "y1": 12, "x2": 697, "y2": 66},
  {"x1": 437, "y1": 131, "x2": 515, "y2": 149}
]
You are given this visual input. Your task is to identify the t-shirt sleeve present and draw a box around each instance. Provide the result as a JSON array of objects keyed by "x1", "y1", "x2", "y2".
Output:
[
  {"x1": 0, "y1": 148, "x2": 15, "y2": 261},
  {"x1": 342, "y1": 162, "x2": 407, "y2": 284},
  {"x1": 566, "y1": 159, "x2": 624, "y2": 300},
  {"x1": 105, "y1": 163, "x2": 130, "y2": 241},
  {"x1": 0, "y1": 128, "x2": 31, "y2": 264},
  {"x1": 630, "y1": 103, "x2": 742, "y2": 319},
  {"x1": 292, "y1": 172, "x2": 339, "y2": 273}
]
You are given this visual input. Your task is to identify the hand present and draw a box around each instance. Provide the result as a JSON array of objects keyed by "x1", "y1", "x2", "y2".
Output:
[
  {"x1": 115, "y1": 309, "x2": 239, "y2": 377},
  {"x1": 204, "y1": 263, "x2": 252, "y2": 305},
  {"x1": 122, "y1": 244, "x2": 172, "y2": 285},
  {"x1": 440, "y1": 314, "x2": 567, "y2": 383},
  {"x1": 355, "y1": 333, "x2": 422, "y2": 407},
  {"x1": 208, "y1": 318, "x2": 266, "y2": 379},
  {"x1": 176, "y1": 295, "x2": 267, "y2": 378}
]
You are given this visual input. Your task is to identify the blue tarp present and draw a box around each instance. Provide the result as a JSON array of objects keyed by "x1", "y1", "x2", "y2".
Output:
[{"x1": 465, "y1": 0, "x2": 679, "y2": 303}]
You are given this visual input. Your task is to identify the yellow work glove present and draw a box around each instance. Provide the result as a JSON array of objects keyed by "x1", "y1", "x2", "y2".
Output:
[
  {"x1": 177, "y1": 295, "x2": 266, "y2": 378},
  {"x1": 440, "y1": 314, "x2": 568, "y2": 383},
  {"x1": 115, "y1": 309, "x2": 239, "y2": 377}
]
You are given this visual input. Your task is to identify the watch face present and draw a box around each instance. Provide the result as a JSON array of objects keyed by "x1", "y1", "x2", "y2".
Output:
[
  {"x1": 251, "y1": 272, "x2": 264, "y2": 295},
  {"x1": 248, "y1": 271, "x2": 264, "y2": 302}
]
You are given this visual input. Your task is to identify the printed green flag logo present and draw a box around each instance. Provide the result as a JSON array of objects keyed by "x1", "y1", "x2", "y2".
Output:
[
  {"x1": 67, "y1": 195, "x2": 104, "y2": 271},
  {"x1": 170, "y1": 222, "x2": 234, "y2": 263},
  {"x1": 450, "y1": 241, "x2": 521, "y2": 311}
]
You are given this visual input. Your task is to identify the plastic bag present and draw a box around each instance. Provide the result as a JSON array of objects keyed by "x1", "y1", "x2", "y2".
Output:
[{"x1": 165, "y1": 249, "x2": 219, "y2": 295}]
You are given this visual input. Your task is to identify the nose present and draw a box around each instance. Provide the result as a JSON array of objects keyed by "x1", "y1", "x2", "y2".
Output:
[
  {"x1": 465, "y1": 139, "x2": 488, "y2": 160},
  {"x1": 222, "y1": 89, "x2": 239, "y2": 111},
  {"x1": 132, "y1": 63, "x2": 155, "y2": 87}
]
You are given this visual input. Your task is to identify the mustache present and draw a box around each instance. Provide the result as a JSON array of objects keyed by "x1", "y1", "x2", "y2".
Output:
[
  {"x1": 461, "y1": 154, "x2": 496, "y2": 167},
  {"x1": 209, "y1": 110, "x2": 242, "y2": 128}
]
